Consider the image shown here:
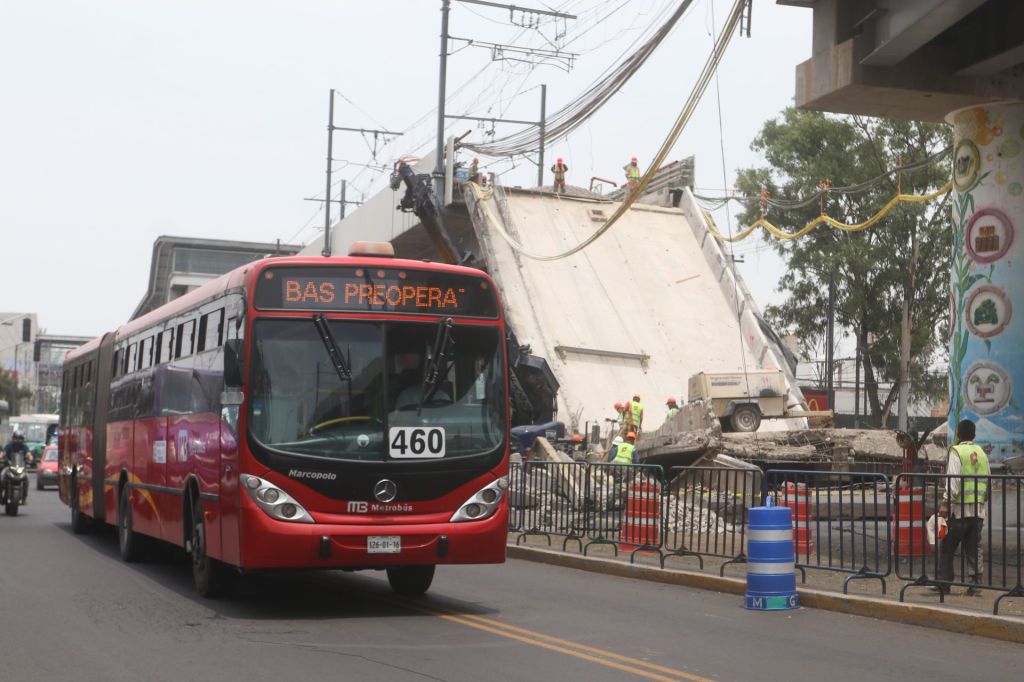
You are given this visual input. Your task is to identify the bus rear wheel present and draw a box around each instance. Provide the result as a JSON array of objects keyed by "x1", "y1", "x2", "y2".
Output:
[
  {"x1": 70, "y1": 480, "x2": 90, "y2": 534},
  {"x1": 387, "y1": 565, "x2": 435, "y2": 597},
  {"x1": 190, "y1": 495, "x2": 229, "y2": 598}
]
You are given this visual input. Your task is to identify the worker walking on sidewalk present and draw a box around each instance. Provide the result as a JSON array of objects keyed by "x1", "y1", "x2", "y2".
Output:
[
  {"x1": 623, "y1": 156, "x2": 641, "y2": 191},
  {"x1": 550, "y1": 158, "x2": 568, "y2": 193},
  {"x1": 936, "y1": 418, "x2": 990, "y2": 595},
  {"x1": 625, "y1": 394, "x2": 643, "y2": 436}
]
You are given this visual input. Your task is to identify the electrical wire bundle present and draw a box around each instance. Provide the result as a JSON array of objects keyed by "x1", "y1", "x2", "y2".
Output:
[{"x1": 461, "y1": 0, "x2": 697, "y2": 157}]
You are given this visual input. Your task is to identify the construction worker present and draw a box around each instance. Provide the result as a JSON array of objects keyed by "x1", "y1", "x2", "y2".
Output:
[
  {"x1": 666, "y1": 396, "x2": 679, "y2": 420},
  {"x1": 623, "y1": 156, "x2": 641, "y2": 191},
  {"x1": 625, "y1": 394, "x2": 643, "y2": 435},
  {"x1": 937, "y1": 418, "x2": 990, "y2": 595},
  {"x1": 550, "y1": 157, "x2": 568, "y2": 193},
  {"x1": 612, "y1": 431, "x2": 637, "y2": 464},
  {"x1": 614, "y1": 402, "x2": 625, "y2": 423},
  {"x1": 607, "y1": 435, "x2": 623, "y2": 462},
  {"x1": 468, "y1": 157, "x2": 481, "y2": 184}
]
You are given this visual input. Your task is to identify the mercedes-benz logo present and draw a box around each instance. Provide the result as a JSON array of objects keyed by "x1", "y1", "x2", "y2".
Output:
[{"x1": 374, "y1": 479, "x2": 398, "y2": 503}]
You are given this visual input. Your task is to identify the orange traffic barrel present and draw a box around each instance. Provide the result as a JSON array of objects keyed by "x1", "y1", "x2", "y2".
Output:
[
  {"x1": 620, "y1": 481, "x2": 661, "y2": 551},
  {"x1": 783, "y1": 482, "x2": 815, "y2": 556},
  {"x1": 892, "y1": 485, "x2": 930, "y2": 557}
]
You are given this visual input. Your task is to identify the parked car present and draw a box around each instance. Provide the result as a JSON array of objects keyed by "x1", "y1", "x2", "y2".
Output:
[{"x1": 36, "y1": 445, "x2": 59, "y2": 490}]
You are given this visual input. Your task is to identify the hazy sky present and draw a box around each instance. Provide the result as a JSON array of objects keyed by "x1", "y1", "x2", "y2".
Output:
[{"x1": 1, "y1": 0, "x2": 811, "y2": 338}]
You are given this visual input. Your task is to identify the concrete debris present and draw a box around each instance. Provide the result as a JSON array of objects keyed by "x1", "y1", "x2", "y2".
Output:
[{"x1": 665, "y1": 498, "x2": 736, "y2": 535}]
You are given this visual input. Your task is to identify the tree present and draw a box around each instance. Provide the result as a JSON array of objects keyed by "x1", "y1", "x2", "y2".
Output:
[
  {"x1": 734, "y1": 109, "x2": 951, "y2": 426},
  {"x1": 0, "y1": 369, "x2": 32, "y2": 416}
]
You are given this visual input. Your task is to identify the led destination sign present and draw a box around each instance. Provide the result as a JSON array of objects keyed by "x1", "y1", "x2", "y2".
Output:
[{"x1": 254, "y1": 266, "x2": 499, "y2": 318}]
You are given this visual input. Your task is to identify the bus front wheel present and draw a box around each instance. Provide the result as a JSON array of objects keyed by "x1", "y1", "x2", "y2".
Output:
[
  {"x1": 387, "y1": 565, "x2": 435, "y2": 597},
  {"x1": 190, "y1": 495, "x2": 229, "y2": 598}
]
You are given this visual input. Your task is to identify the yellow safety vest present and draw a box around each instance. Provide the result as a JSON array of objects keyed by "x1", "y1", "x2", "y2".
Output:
[
  {"x1": 628, "y1": 400, "x2": 643, "y2": 427},
  {"x1": 626, "y1": 165, "x2": 640, "y2": 181},
  {"x1": 613, "y1": 442, "x2": 635, "y2": 464},
  {"x1": 951, "y1": 442, "x2": 990, "y2": 504}
]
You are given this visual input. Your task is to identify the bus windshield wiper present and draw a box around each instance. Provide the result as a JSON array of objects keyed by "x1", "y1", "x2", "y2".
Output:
[
  {"x1": 418, "y1": 317, "x2": 454, "y2": 414},
  {"x1": 312, "y1": 314, "x2": 352, "y2": 382}
]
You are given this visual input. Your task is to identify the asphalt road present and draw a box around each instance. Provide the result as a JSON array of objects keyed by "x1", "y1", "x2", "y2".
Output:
[{"x1": 2, "y1": 475, "x2": 1020, "y2": 682}]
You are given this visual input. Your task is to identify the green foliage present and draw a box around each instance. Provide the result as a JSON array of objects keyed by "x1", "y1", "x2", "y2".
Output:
[{"x1": 735, "y1": 109, "x2": 952, "y2": 418}]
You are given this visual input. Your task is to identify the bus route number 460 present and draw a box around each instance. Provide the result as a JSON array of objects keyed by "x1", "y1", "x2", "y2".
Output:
[{"x1": 389, "y1": 427, "x2": 446, "y2": 458}]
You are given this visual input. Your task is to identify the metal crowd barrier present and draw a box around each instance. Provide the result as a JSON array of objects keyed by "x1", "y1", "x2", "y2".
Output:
[
  {"x1": 507, "y1": 462, "x2": 525, "y2": 533},
  {"x1": 765, "y1": 470, "x2": 892, "y2": 594},
  {"x1": 665, "y1": 466, "x2": 763, "y2": 574},
  {"x1": 582, "y1": 463, "x2": 665, "y2": 563},
  {"x1": 509, "y1": 460, "x2": 588, "y2": 551},
  {"x1": 894, "y1": 472, "x2": 1024, "y2": 615}
]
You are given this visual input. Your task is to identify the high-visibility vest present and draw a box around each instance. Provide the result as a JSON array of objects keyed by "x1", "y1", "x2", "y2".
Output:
[
  {"x1": 951, "y1": 442, "x2": 990, "y2": 505},
  {"x1": 613, "y1": 442, "x2": 635, "y2": 464},
  {"x1": 626, "y1": 165, "x2": 640, "y2": 181},
  {"x1": 628, "y1": 400, "x2": 643, "y2": 427},
  {"x1": 666, "y1": 407, "x2": 679, "y2": 419}
]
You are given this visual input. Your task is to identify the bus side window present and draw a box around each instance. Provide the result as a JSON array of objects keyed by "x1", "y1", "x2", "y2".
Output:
[
  {"x1": 176, "y1": 320, "x2": 196, "y2": 359},
  {"x1": 198, "y1": 309, "x2": 224, "y2": 352},
  {"x1": 161, "y1": 329, "x2": 175, "y2": 365}
]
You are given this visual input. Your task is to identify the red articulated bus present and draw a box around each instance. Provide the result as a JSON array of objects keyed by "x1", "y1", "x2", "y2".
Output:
[{"x1": 59, "y1": 242, "x2": 509, "y2": 597}]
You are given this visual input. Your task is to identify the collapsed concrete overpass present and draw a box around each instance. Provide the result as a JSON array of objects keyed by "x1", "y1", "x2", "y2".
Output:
[{"x1": 303, "y1": 156, "x2": 808, "y2": 435}]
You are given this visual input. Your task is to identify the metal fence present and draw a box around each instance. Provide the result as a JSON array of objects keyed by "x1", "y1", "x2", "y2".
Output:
[
  {"x1": 664, "y1": 467, "x2": 762, "y2": 574},
  {"x1": 766, "y1": 470, "x2": 891, "y2": 593},
  {"x1": 893, "y1": 472, "x2": 1023, "y2": 614},
  {"x1": 506, "y1": 462, "x2": 1024, "y2": 613}
]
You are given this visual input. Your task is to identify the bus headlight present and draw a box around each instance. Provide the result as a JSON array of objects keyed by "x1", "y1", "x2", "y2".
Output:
[
  {"x1": 450, "y1": 476, "x2": 507, "y2": 522},
  {"x1": 240, "y1": 474, "x2": 314, "y2": 524}
]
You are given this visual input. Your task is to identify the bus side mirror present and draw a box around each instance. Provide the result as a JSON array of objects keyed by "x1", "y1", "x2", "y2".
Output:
[{"x1": 224, "y1": 339, "x2": 244, "y2": 388}]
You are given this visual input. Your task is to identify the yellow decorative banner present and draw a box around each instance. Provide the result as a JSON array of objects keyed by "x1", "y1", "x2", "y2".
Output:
[{"x1": 705, "y1": 182, "x2": 952, "y2": 242}]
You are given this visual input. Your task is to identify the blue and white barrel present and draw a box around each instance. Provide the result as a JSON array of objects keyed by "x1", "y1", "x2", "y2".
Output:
[{"x1": 745, "y1": 502, "x2": 799, "y2": 611}]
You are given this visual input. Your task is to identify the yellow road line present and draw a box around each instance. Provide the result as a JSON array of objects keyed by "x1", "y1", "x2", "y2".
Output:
[{"x1": 389, "y1": 598, "x2": 715, "y2": 682}]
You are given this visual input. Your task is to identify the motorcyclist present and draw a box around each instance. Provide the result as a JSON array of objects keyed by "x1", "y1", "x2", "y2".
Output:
[
  {"x1": 2, "y1": 432, "x2": 31, "y2": 467},
  {"x1": 1, "y1": 431, "x2": 30, "y2": 507}
]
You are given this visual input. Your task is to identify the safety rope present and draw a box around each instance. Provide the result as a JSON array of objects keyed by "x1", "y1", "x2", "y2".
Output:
[
  {"x1": 703, "y1": 182, "x2": 952, "y2": 242},
  {"x1": 464, "y1": 0, "x2": 749, "y2": 261}
]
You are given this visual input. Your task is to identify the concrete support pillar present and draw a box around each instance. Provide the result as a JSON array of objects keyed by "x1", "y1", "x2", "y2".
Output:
[{"x1": 946, "y1": 101, "x2": 1024, "y2": 466}]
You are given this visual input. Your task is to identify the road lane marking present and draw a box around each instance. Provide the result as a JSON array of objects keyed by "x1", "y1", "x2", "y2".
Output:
[{"x1": 388, "y1": 598, "x2": 716, "y2": 682}]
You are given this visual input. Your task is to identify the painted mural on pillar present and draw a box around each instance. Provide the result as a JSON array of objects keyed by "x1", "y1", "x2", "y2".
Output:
[{"x1": 947, "y1": 103, "x2": 1023, "y2": 465}]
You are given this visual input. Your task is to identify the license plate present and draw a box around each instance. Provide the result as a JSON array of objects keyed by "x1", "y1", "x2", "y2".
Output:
[{"x1": 367, "y1": 535, "x2": 401, "y2": 554}]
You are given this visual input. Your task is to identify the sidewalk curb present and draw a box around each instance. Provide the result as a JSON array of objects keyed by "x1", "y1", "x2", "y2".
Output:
[{"x1": 507, "y1": 544, "x2": 1024, "y2": 644}]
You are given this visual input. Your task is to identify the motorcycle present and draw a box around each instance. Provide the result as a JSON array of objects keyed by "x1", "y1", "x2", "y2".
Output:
[{"x1": 1, "y1": 451, "x2": 29, "y2": 516}]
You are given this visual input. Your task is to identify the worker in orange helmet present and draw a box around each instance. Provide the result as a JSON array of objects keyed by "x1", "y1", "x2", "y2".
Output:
[
  {"x1": 550, "y1": 157, "x2": 569, "y2": 194},
  {"x1": 623, "y1": 156, "x2": 641, "y2": 191},
  {"x1": 666, "y1": 396, "x2": 679, "y2": 420},
  {"x1": 613, "y1": 401, "x2": 625, "y2": 423},
  {"x1": 625, "y1": 394, "x2": 643, "y2": 436}
]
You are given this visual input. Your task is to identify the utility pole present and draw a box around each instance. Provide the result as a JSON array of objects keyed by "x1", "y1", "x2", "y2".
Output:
[
  {"x1": 435, "y1": 0, "x2": 452, "y2": 199},
  {"x1": 323, "y1": 89, "x2": 337, "y2": 257},
  {"x1": 316, "y1": 89, "x2": 400, "y2": 255},
  {"x1": 537, "y1": 83, "x2": 546, "y2": 187},
  {"x1": 826, "y1": 273, "x2": 836, "y2": 414},
  {"x1": 435, "y1": 1, "x2": 575, "y2": 197}
]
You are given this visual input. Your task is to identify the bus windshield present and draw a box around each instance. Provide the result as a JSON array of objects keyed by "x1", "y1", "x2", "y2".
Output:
[{"x1": 249, "y1": 318, "x2": 505, "y2": 462}]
